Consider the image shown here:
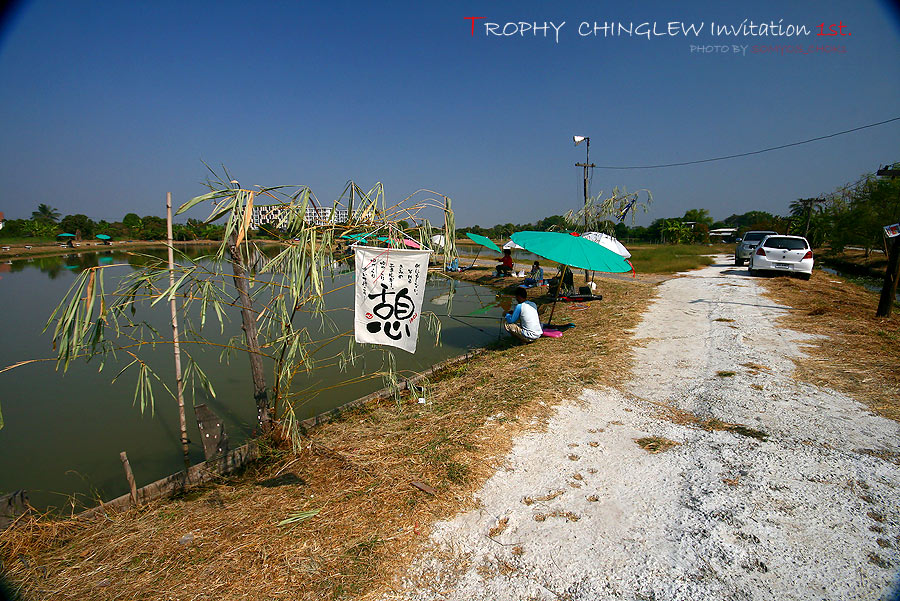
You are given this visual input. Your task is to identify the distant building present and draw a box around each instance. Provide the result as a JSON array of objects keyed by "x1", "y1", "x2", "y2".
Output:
[
  {"x1": 709, "y1": 227, "x2": 738, "y2": 241},
  {"x1": 249, "y1": 205, "x2": 348, "y2": 229},
  {"x1": 0, "y1": 211, "x2": 5, "y2": 230}
]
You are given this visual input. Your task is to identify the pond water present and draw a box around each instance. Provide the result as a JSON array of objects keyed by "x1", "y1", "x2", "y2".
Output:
[
  {"x1": 820, "y1": 267, "x2": 900, "y2": 302},
  {"x1": 455, "y1": 242, "x2": 545, "y2": 267},
  {"x1": 0, "y1": 248, "x2": 502, "y2": 510}
]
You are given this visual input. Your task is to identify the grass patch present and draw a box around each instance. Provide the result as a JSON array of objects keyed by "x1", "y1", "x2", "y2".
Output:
[
  {"x1": 703, "y1": 418, "x2": 768, "y2": 441},
  {"x1": 716, "y1": 371, "x2": 736, "y2": 378},
  {"x1": 758, "y1": 271, "x2": 900, "y2": 423},
  {"x1": 634, "y1": 436, "x2": 680, "y2": 454},
  {"x1": 0, "y1": 268, "x2": 656, "y2": 601},
  {"x1": 627, "y1": 244, "x2": 728, "y2": 274}
]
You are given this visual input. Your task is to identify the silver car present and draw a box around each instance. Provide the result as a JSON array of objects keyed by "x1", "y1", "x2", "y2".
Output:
[
  {"x1": 734, "y1": 230, "x2": 776, "y2": 266},
  {"x1": 748, "y1": 235, "x2": 813, "y2": 280}
]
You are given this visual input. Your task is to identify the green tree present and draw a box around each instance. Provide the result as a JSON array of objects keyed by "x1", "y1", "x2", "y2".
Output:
[
  {"x1": 682, "y1": 208, "x2": 713, "y2": 227},
  {"x1": 32, "y1": 204, "x2": 61, "y2": 223},
  {"x1": 691, "y1": 223, "x2": 710, "y2": 244},
  {"x1": 724, "y1": 211, "x2": 776, "y2": 230},
  {"x1": 662, "y1": 219, "x2": 691, "y2": 244},
  {"x1": 122, "y1": 213, "x2": 143, "y2": 236},
  {"x1": 141, "y1": 216, "x2": 167, "y2": 240},
  {"x1": 24, "y1": 219, "x2": 57, "y2": 238},
  {"x1": 0, "y1": 219, "x2": 28, "y2": 238},
  {"x1": 59, "y1": 214, "x2": 96, "y2": 238},
  {"x1": 535, "y1": 215, "x2": 568, "y2": 231}
]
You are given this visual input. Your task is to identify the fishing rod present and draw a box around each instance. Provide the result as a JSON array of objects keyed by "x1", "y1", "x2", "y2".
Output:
[{"x1": 445, "y1": 314, "x2": 499, "y2": 336}]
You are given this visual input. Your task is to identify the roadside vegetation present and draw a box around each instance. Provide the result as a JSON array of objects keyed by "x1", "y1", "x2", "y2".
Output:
[
  {"x1": 627, "y1": 244, "x2": 728, "y2": 274},
  {"x1": 759, "y1": 270, "x2": 900, "y2": 425}
]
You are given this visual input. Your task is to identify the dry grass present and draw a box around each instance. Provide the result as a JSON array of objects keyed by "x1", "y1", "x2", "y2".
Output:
[
  {"x1": 0, "y1": 272, "x2": 656, "y2": 600},
  {"x1": 634, "y1": 437, "x2": 680, "y2": 454},
  {"x1": 758, "y1": 270, "x2": 900, "y2": 423}
]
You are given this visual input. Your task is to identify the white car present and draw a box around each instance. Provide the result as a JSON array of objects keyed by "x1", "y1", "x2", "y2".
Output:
[{"x1": 748, "y1": 235, "x2": 813, "y2": 280}]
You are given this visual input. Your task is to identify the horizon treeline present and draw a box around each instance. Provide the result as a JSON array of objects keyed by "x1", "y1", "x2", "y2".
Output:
[
  {"x1": 0, "y1": 206, "x2": 225, "y2": 241},
  {"x1": 458, "y1": 171, "x2": 899, "y2": 254}
]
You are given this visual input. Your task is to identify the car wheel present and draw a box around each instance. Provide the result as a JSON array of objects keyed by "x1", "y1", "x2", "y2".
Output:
[
  {"x1": 734, "y1": 256, "x2": 742, "y2": 266},
  {"x1": 799, "y1": 273, "x2": 811, "y2": 281}
]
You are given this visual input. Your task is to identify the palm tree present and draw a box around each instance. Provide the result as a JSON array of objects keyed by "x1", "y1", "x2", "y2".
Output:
[
  {"x1": 32, "y1": 203, "x2": 61, "y2": 223},
  {"x1": 788, "y1": 198, "x2": 823, "y2": 237}
]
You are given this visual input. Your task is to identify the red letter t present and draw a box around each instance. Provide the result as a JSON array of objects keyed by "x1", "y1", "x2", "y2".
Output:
[{"x1": 465, "y1": 17, "x2": 485, "y2": 36}]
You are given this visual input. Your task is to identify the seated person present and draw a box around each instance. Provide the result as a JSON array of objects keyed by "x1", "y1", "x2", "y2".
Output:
[
  {"x1": 523, "y1": 261, "x2": 544, "y2": 285},
  {"x1": 503, "y1": 287, "x2": 543, "y2": 343},
  {"x1": 562, "y1": 266, "x2": 574, "y2": 291},
  {"x1": 495, "y1": 249, "x2": 514, "y2": 277}
]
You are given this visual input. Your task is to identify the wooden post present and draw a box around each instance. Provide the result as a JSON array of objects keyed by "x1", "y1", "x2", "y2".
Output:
[
  {"x1": 119, "y1": 451, "x2": 139, "y2": 507},
  {"x1": 167, "y1": 193, "x2": 191, "y2": 469},
  {"x1": 876, "y1": 234, "x2": 900, "y2": 317}
]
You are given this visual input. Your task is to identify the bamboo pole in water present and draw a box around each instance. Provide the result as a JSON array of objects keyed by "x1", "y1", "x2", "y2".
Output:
[{"x1": 166, "y1": 192, "x2": 191, "y2": 470}]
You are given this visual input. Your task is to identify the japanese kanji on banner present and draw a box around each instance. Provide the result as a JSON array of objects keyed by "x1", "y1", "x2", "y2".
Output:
[{"x1": 354, "y1": 245, "x2": 429, "y2": 353}]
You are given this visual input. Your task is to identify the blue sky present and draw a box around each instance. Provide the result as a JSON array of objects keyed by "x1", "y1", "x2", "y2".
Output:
[{"x1": 1, "y1": 0, "x2": 898, "y2": 227}]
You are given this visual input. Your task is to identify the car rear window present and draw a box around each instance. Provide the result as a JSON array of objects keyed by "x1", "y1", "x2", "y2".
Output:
[
  {"x1": 763, "y1": 237, "x2": 808, "y2": 250},
  {"x1": 743, "y1": 232, "x2": 772, "y2": 242}
]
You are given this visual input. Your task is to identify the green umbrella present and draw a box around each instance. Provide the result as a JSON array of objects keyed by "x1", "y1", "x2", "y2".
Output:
[
  {"x1": 465, "y1": 232, "x2": 501, "y2": 252},
  {"x1": 511, "y1": 231, "x2": 631, "y2": 273},
  {"x1": 464, "y1": 232, "x2": 501, "y2": 268},
  {"x1": 511, "y1": 230, "x2": 632, "y2": 324}
]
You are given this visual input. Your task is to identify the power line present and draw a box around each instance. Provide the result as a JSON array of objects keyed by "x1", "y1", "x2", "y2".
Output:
[{"x1": 597, "y1": 116, "x2": 900, "y2": 170}]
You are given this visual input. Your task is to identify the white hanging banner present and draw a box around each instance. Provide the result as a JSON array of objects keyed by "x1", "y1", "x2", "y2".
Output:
[{"x1": 354, "y1": 245, "x2": 429, "y2": 353}]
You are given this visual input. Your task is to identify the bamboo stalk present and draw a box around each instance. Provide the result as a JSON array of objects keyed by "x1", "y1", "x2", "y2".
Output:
[
  {"x1": 167, "y1": 192, "x2": 191, "y2": 469},
  {"x1": 119, "y1": 451, "x2": 139, "y2": 507},
  {"x1": 229, "y1": 233, "x2": 271, "y2": 432}
]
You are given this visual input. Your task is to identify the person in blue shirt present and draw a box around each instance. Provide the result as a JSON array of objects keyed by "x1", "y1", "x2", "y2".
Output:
[
  {"x1": 523, "y1": 261, "x2": 543, "y2": 285},
  {"x1": 503, "y1": 287, "x2": 543, "y2": 343}
]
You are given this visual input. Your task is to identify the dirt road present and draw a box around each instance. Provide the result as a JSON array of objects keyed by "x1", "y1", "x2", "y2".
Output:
[{"x1": 388, "y1": 258, "x2": 900, "y2": 600}]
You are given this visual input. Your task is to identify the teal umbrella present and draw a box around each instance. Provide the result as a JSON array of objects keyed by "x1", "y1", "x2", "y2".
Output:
[
  {"x1": 96, "y1": 234, "x2": 111, "y2": 240},
  {"x1": 465, "y1": 232, "x2": 501, "y2": 252},
  {"x1": 511, "y1": 231, "x2": 631, "y2": 273},
  {"x1": 465, "y1": 232, "x2": 501, "y2": 268},
  {"x1": 511, "y1": 230, "x2": 633, "y2": 323},
  {"x1": 57, "y1": 233, "x2": 75, "y2": 237}
]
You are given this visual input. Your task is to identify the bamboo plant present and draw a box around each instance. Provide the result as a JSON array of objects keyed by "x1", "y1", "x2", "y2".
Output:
[
  {"x1": 37, "y1": 168, "x2": 457, "y2": 452},
  {"x1": 564, "y1": 186, "x2": 653, "y2": 234}
]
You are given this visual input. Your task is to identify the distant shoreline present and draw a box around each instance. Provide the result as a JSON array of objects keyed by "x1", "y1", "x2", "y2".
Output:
[{"x1": 0, "y1": 239, "x2": 221, "y2": 262}]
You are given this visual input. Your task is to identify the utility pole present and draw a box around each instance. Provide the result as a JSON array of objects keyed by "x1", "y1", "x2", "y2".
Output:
[
  {"x1": 876, "y1": 163, "x2": 900, "y2": 318},
  {"x1": 574, "y1": 135, "x2": 595, "y2": 283},
  {"x1": 574, "y1": 137, "x2": 595, "y2": 231}
]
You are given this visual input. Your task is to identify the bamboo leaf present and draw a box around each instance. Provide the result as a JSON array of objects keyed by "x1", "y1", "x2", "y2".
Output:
[
  {"x1": 277, "y1": 508, "x2": 320, "y2": 527},
  {"x1": 175, "y1": 189, "x2": 231, "y2": 215}
]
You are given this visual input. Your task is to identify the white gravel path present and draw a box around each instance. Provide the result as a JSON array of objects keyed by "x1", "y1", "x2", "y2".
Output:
[{"x1": 387, "y1": 258, "x2": 900, "y2": 601}]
